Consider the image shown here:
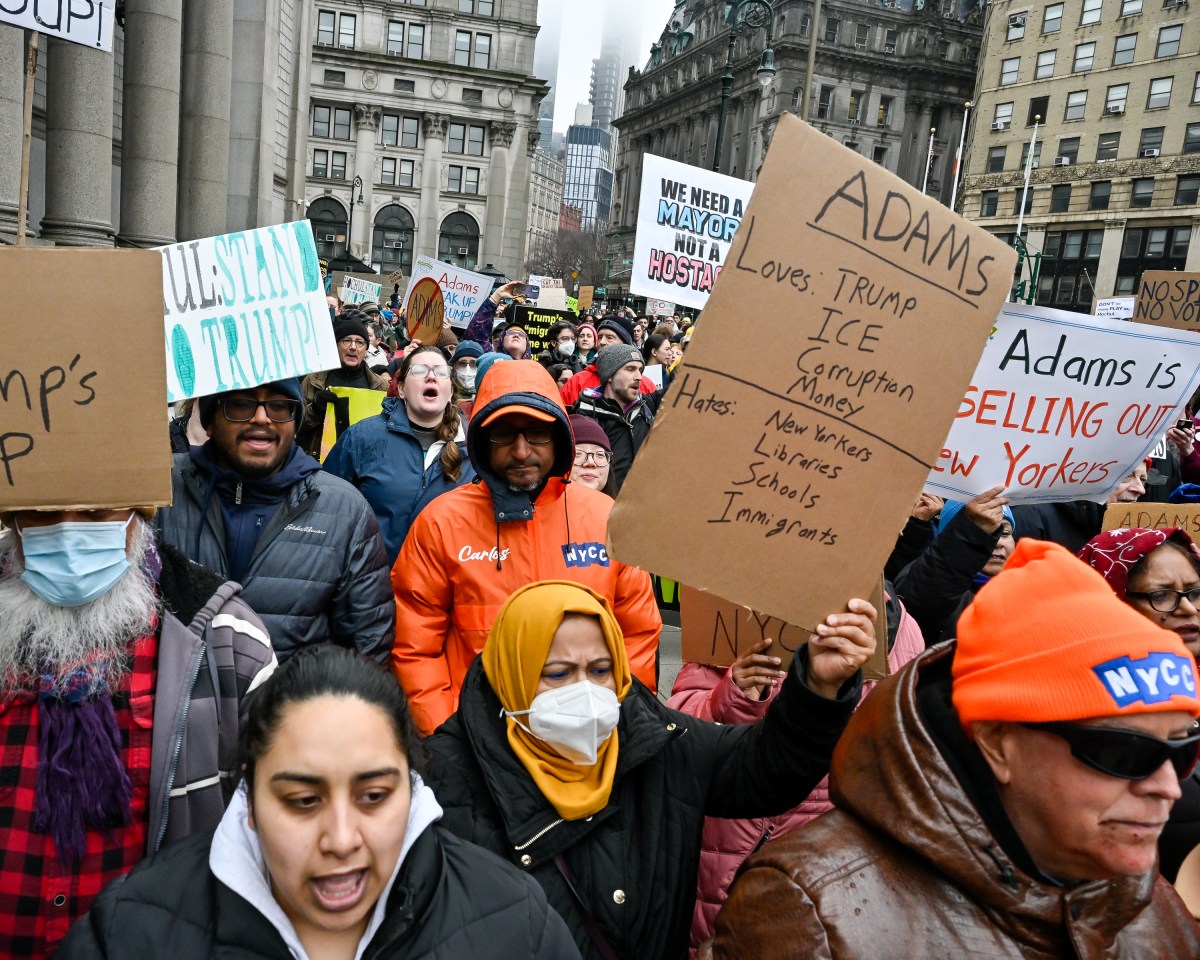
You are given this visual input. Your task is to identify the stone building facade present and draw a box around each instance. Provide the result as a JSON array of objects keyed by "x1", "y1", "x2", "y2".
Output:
[
  {"x1": 304, "y1": 0, "x2": 545, "y2": 278},
  {"x1": 959, "y1": 0, "x2": 1200, "y2": 308},
  {"x1": 607, "y1": 0, "x2": 983, "y2": 299},
  {"x1": 0, "y1": 0, "x2": 308, "y2": 247},
  {"x1": 527, "y1": 146, "x2": 565, "y2": 253}
]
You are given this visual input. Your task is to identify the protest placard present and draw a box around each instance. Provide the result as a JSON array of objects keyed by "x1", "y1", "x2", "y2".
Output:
[
  {"x1": 925, "y1": 303, "x2": 1200, "y2": 505},
  {"x1": 528, "y1": 275, "x2": 568, "y2": 310},
  {"x1": 609, "y1": 114, "x2": 1015, "y2": 633},
  {"x1": 579, "y1": 286, "x2": 595, "y2": 311},
  {"x1": 406, "y1": 254, "x2": 491, "y2": 330},
  {"x1": 1132, "y1": 271, "x2": 1200, "y2": 331},
  {"x1": 386, "y1": 269, "x2": 404, "y2": 287},
  {"x1": 405, "y1": 278, "x2": 445, "y2": 345},
  {"x1": 318, "y1": 387, "x2": 387, "y2": 462},
  {"x1": 630, "y1": 154, "x2": 755, "y2": 311},
  {"x1": 646, "y1": 298, "x2": 676, "y2": 317},
  {"x1": 1094, "y1": 296, "x2": 1134, "y2": 321},
  {"x1": 1, "y1": 1, "x2": 115, "y2": 51},
  {"x1": 1103, "y1": 503, "x2": 1200, "y2": 537},
  {"x1": 512, "y1": 305, "x2": 575, "y2": 354},
  {"x1": 679, "y1": 582, "x2": 888, "y2": 680},
  {"x1": 158, "y1": 222, "x2": 338, "y2": 404},
  {"x1": 340, "y1": 276, "x2": 382, "y2": 306},
  {"x1": 0, "y1": 249, "x2": 170, "y2": 510}
]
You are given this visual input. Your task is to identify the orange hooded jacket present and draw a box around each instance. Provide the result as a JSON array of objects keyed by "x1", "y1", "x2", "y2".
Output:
[{"x1": 391, "y1": 359, "x2": 661, "y2": 734}]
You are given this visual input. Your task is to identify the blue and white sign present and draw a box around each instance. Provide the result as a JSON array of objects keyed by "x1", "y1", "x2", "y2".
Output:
[
  {"x1": 157, "y1": 222, "x2": 340, "y2": 403},
  {"x1": 406, "y1": 255, "x2": 491, "y2": 330}
]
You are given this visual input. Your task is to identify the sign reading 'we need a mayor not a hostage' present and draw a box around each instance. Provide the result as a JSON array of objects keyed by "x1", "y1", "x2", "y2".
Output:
[{"x1": 158, "y1": 222, "x2": 340, "y2": 403}]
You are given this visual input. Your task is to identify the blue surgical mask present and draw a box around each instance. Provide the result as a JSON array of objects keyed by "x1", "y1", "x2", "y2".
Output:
[{"x1": 17, "y1": 516, "x2": 135, "y2": 607}]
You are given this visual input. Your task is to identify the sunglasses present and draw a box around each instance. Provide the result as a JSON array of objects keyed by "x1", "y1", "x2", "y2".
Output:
[{"x1": 1023, "y1": 721, "x2": 1200, "y2": 781}]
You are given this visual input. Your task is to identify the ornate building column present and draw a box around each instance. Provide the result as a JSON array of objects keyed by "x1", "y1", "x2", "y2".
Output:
[
  {"x1": 482, "y1": 120, "x2": 516, "y2": 268},
  {"x1": 352, "y1": 103, "x2": 381, "y2": 262},
  {"x1": 177, "y1": 0, "x2": 233, "y2": 240},
  {"x1": 40, "y1": 38, "x2": 115, "y2": 246},
  {"x1": 120, "y1": 0, "x2": 184, "y2": 246},
  {"x1": 417, "y1": 113, "x2": 448, "y2": 261}
]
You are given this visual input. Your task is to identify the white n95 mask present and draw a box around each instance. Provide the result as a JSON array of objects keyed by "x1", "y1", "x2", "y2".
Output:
[{"x1": 506, "y1": 680, "x2": 621, "y2": 766}]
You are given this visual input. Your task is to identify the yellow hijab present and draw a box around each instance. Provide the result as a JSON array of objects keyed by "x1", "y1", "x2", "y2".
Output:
[{"x1": 481, "y1": 581, "x2": 632, "y2": 820}]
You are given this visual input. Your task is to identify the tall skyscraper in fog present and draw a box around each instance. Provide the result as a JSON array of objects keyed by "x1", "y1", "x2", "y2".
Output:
[
  {"x1": 534, "y1": 0, "x2": 565, "y2": 151},
  {"x1": 589, "y1": 0, "x2": 641, "y2": 136}
]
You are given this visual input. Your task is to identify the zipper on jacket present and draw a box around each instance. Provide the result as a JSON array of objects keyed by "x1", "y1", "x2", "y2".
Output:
[
  {"x1": 235, "y1": 481, "x2": 243, "y2": 506},
  {"x1": 155, "y1": 643, "x2": 206, "y2": 851},
  {"x1": 515, "y1": 817, "x2": 565, "y2": 851},
  {"x1": 750, "y1": 823, "x2": 776, "y2": 856}
]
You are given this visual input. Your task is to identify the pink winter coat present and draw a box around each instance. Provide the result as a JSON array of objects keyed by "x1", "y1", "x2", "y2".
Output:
[{"x1": 666, "y1": 596, "x2": 927, "y2": 955}]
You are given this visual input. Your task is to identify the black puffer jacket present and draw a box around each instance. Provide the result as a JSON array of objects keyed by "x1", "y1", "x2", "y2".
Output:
[
  {"x1": 58, "y1": 826, "x2": 581, "y2": 960},
  {"x1": 1010, "y1": 499, "x2": 1105, "y2": 555},
  {"x1": 156, "y1": 451, "x2": 394, "y2": 663},
  {"x1": 424, "y1": 652, "x2": 860, "y2": 960}
]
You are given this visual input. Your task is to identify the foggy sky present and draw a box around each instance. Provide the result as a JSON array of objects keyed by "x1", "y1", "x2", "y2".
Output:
[{"x1": 548, "y1": 0, "x2": 677, "y2": 132}]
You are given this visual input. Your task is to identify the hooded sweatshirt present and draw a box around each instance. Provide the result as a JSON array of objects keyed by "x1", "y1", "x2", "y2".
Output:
[
  {"x1": 210, "y1": 775, "x2": 443, "y2": 960},
  {"x1": 390, "y1": 360, "x2": 662, "y2": 734}
]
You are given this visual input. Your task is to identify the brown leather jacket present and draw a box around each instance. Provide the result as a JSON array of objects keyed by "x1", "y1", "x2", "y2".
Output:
[{"x1": 702, "y1": 644, "x2": 1200, "y2": 960}]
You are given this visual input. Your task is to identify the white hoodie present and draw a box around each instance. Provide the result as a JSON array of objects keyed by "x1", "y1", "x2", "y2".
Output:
[{"x1": 209, "y1": 773, "x2": 444, "y2": 960}]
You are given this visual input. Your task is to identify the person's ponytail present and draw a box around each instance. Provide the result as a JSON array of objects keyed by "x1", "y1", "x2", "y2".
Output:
[{"x1": 437, "y1": 401, "x2": 464, "y2": 482}]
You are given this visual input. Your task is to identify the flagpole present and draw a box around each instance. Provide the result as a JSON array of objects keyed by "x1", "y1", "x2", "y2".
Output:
[
  {"x1": 949, "y1": 101, "x2": 973, "y2": 211},
  {"x1": 1015, "y1": 115, "x2": 1040, "y2": 243},
  {"x1": 921, "y1": 127, "x2": 936, "y2": 194}
]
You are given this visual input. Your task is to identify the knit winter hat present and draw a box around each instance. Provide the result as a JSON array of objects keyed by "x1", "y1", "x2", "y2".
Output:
[
  {"x1": 475, "y1": 352, "x2": 511, "y2": 391},
  {"x1": 197, "y1": 378, "x2": 304, "y2": 429},
  {"x1": 451, "y1": 341, "x2": 483, "y2": 364},
  {"x1": 569, "y1": 414, "x2": 612, "y2": 452},
  {"x1": 953, "y1": 539, "x2": 1200, "y2": 729},
  {"x1": 596, "y1": 343, "x2": 643, "y2": 385},
  {"x1": 1079, "y1": 528, "x2": 1200, "y2": 599},
  {"x1": 597, "y1": 316, "x2": 635, "y2": 345},
  {"x1": 333, "y1": 312, "x2": 370, "y2": 342}
]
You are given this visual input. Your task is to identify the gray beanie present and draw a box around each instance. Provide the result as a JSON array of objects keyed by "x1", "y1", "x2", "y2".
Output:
[{"x1": 596, "y1": 343, "x2": 644, "y2": 384}]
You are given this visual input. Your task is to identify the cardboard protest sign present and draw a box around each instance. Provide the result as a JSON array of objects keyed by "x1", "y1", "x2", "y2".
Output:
[
  {"x1": 405, "y1": 278, "x2": 445, "y2": 345},
  {"x1": 1133, "y1": 271, "x2": 1200, "y2": 331},
  {"x1": 1, "y1": 2, "x2": 115, "y2": 51},
  {"x1": 631, "y1": 154, "x2": 755, "y2": 310},
  {"x1": 386, "y1": 269, "x2": 404, "y2": 287},
  {"x1": 578, "y1": 286, "x2": 595, "y2": 311},
  {"x1": 318, "y1": 387, "x2": 386, "y2": 462},
  {"x1": 340, "y1": 276, "x2": 382, "y2": 306},
  {"x1": 0, "y1": 249, "x2": 170, "y2": 510},
  {"x1": 512, "y1": 305, "x2": 575, "y2": 354},
  {"x1": 680, "y1": 581, "x2": 888, "y2": 680},
  {"x1": 925, "y1": 303, "x2": 1200, "y2": 505},
  {"x1": 158, "y1": 222, "x2": 337, "y2": 403},
  {"x1": 609, "y1": 113, "x2": 1015, "y2": 633},
  {"x1": 1103, "y1": 503, "x2": 1200, "y2": 537},
  {"x1": 1094, "y1": 296, "x2": 1134, "y2": 321},
  {"x1": 406, "y1": 254, "x2": 491, "y2": 329}
]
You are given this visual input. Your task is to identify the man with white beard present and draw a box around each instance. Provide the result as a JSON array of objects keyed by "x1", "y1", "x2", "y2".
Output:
[{"x1": 0, "y1": 507, "x2": 276, "y2": 957}]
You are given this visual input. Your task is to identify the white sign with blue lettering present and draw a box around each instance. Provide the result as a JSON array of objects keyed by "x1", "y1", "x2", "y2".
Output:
[
  {"x1": 157, "y1": 222, "x2": 339, "y2": 403},
  {"x1": 405, "y1": 255, "x2": 491, "y2": 331}
]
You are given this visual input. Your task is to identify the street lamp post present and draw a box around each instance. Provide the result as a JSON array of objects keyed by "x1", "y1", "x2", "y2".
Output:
[
  {"x1": 345, "y1": 175, "x2": 364, "y2": 264},
  {"x1": 711, "y1": 0, "x2": 777, "y2": 173}
]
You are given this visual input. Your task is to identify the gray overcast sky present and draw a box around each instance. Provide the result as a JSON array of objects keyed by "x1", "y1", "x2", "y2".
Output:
[{"x1": 551, "y1": 0, "x2": 677, "y2": 132}]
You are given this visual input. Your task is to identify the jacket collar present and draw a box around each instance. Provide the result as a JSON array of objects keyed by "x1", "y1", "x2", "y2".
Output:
[{"x1": 832, "y1": 644, "x2": 1159, "y2": 950}]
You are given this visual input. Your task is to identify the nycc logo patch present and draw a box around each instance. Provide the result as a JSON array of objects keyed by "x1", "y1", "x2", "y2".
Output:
[
  {"x1": 562, "y1": 542, "x2": 610, "y2": 568},
  {"x1": 1093, "y1": 653, "x2": 1196, "y2": 708}
]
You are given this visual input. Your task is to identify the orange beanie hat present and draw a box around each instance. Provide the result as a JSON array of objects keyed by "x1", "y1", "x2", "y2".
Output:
[{"x1": 953, "y1": 538, "x2": 1200, "y2": 729}]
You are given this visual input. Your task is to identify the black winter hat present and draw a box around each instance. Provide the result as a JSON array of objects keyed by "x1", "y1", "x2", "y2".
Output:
[
  {"x1": 334, "y1": 311, "x2": 370, "y2": 342},
  {"x1": 597, "y1": 315, "x2": 635, "y2": 345}
]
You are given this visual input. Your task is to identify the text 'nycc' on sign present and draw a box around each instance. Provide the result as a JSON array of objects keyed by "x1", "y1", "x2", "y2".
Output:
[
  {"x1": 925, "y1": 304, "x2": 1200, "y2": 505},
  {"x1": 0, "y1": 1, "x2": 115, "y2": 52},
  {"x1": 0, "y1": 249, "x2": 171, "y2": 510},
  {"x1": 158, "y1": 222, "x2": 340, "y2": 403},
  {"x1": 630, "y1": 155, "x2": 755, "y2": 311},
  {"x1": 610, "y1": 114, "x2": 1016, "y2": 633},
  {"x1": 406, "y1": 255, "x2": 491, "y2": 330}
]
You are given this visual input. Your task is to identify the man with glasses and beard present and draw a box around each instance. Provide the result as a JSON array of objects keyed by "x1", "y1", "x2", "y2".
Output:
[
  {"x1": 296, "y1": 310, "x2": 387, "y2": 457},
  {"x1": 704, "y1": 540, "x2": 1200, "y2": 959},
  {"x1": 155, "y1": 379, "x2": 394, "y2": 665},
  {"x1": 0, "y1": 506, "x2": 275, "y2": 956},
  {"x1": 389, "y1": 359, "x2": 661, "y2": 735}
]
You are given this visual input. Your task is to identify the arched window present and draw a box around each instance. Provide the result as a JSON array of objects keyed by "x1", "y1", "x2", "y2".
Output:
[
  {"x1": 438, "y1": 212, "x2": 480, "y2": 269},
  {"x1": 372, "y1": 204, "x2": 415, "y2": 274},
  {"x1": 307, "y1": 197, "x2": 347, "y2": 263}
]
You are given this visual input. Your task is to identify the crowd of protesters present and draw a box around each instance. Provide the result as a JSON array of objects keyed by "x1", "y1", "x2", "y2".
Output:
[{"x1": 4, "y1": 265, "x2": 1200, "y2": 960}]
